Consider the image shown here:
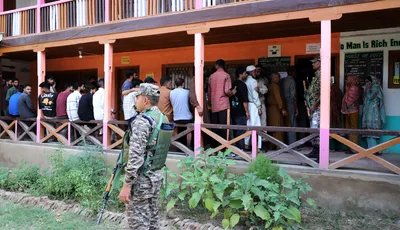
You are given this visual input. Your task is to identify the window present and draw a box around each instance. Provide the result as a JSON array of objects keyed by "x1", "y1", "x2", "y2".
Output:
[
  {"x1": 162, "y1": 64, "x2": 193, "y2": 89},
  {"x1": 389, "y1": 50, "x2": 400, "y2": 89},
  {"x1": 163, "y1": 60, "x2": 255, "y2": 90}
]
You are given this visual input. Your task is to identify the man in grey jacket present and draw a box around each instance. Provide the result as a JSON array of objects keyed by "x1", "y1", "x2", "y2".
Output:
[
  {"x1": 18, "y1": 84, "x2": 36, "y2": 119},
  {"x1": 282, "y1": 66, "x2": 298, "y2": 144}
]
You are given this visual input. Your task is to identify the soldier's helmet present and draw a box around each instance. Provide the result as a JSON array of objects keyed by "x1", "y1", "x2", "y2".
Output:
[{"x1": 137, "y1": 83, "x2": 160, "y2": 97}]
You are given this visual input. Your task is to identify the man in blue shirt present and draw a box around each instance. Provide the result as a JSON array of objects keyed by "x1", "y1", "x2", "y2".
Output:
[
  {"x1": 121, "y1": 70, "x2": 139, "y2": 102},
  {"x1": 170, "y1": 78, "x2": 193, "y2": 148},
  {"x1": 9, "y1": 85, "x2": 23, "y2": 117}
]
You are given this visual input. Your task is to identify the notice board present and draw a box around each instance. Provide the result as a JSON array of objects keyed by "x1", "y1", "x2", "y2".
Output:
[
  {"x1": 258, "y1": 56, "x2": 291, "y2": 78},
  {"x1": 344, "y1": 51, "x2": 383, "y2": 86}
]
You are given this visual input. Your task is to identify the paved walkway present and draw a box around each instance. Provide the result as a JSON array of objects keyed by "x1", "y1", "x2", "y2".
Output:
[
  {"x1": 169, "y1": 146, "x2": 400, "y2": 174},
  {"x1": 269, "y1": 147, "x2": 400, "y2": 174}
]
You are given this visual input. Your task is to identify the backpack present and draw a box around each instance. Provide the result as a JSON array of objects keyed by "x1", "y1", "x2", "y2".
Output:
[{"x1": 121, "y1": 110, "x2": 175, "y2": 176}]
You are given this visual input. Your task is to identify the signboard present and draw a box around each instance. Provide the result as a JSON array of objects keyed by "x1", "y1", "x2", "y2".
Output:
[
  {"x1": 341, "y1": 38, "x2": 400, "y2": 50},
  {"x1": 258, "y1": 56, "x2": 291, "y2": 78},
  {"x1": 268, "y1": 45, "x2": 281, "y2": 57},
  {"x1": 306, "y1": 43, "x2": 321, "y2": 54},
  {"x1": 146, "y1": 72, "x2": 155, "y2": 78},
  {"x1": 394, "y1": 76, "x2": 400, "y2": 85},
  {"x1": 344, "y1": 51, "x2": 383, "y2": 86},
  {"x1": 121, "y1": 56, "x2": 130, "y2": 64}
]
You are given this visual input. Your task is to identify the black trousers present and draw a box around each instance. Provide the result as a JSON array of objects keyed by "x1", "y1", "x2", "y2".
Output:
[
  {"x1": 174, "y1": 119, "x2": 194, "y2": 148},
  {"x1": 210, "y1": 109, "x2": 228, "y2": 148}
]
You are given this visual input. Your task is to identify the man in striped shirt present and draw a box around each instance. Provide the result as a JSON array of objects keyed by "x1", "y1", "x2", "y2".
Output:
[{"x1": 208, "y1": 59, "x2": 236, "y2": 142}]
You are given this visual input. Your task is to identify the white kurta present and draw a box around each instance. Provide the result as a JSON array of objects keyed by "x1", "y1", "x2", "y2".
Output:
[{"x1": 244, "y1": 76, "x2": 262, "y2": 148}]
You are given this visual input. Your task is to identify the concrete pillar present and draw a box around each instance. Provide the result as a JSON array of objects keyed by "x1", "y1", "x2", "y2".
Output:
[
  {"x1": 103, "y1": 42, "x2": 113, "y2": 150},
  {"x1": 36, "y1": 0, "x2": 45, "y2": 33},
  {"x1": 319, "y1": 20, "x2": 331, "y2": 169},
  {"x1": 105, "y1": 0, "x2": 110, "y2": 22},
  {"x1": 0, "y1": 0, "x2": 3, "y2": 12},
  {"x1": 36, "y1": 50, "x2": 46, "y2": 143},
  {"x1": 194, "y1": 33, "x2": 204, "y2": 155},
  {"x1": 195, "y1": 0, "x2": 202, "y2": 9}
]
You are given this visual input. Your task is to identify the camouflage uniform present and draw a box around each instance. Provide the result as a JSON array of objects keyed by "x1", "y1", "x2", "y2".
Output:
[
  {"x1": 123, "y1": 84, "x2": 168, "y2": 230},
  {"x1": 308, "y1": 69, "x2": 321, "y2": 146}
]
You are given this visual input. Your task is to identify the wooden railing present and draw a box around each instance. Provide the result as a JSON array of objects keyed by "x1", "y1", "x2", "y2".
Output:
[
  {"x1": 1, "y1": 116, "x2": 399, "y2": 175},
  {"x1": 0, "y1": 0, "x2": 251, "y2": 37},
  {"x1": 0, "y1": 6, "x2": 36, "y2": 37},
  {"x1": 202, "y1": 0, "x2": 247, "y2": 8},
  {"x1": 40, "y1": 0, "x2": 105, "y2": 32},
  {"x1": 110, "y1": 0, "x2": 195, "y2": 20}
]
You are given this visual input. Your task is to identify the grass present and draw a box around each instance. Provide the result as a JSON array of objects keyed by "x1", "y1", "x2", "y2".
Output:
[{"x1": 0, "y1": 200, "x2": 120, "y2": 230}]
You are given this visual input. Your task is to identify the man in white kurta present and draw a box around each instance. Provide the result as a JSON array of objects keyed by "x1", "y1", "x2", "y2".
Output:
[
  {"x1": 244, "y1": 65, "x2": 262, "y2": 149},
  {"x1": 255, "y1": 64, "x2": 268, "y2": 127}
]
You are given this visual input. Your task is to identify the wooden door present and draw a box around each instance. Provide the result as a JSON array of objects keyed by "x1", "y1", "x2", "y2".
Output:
[
  {"x1": 389, "y1": 50, "x2": 400, "y2": 89},
  {"x1": 115, "y1": 66, "x2": 140, "y2": 120}
]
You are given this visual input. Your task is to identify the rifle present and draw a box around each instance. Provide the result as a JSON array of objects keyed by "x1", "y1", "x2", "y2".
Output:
[
  {"x1": 97, "y1": 150, "x2": 125, "y2": 225},
  {"x1": 303, "y1": 80, "x2": 311, "y2": 117}
]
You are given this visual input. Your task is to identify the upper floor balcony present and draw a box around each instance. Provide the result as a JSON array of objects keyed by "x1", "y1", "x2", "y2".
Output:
[{"x1": 0, "y1": 0, "x2": 244, "y2": 38}]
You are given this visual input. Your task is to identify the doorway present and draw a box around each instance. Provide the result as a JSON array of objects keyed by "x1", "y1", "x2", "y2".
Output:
[
  {"x1": 294, "y1": 54, "x2": 339, "y2": 141},
  {"x1": 46, "y1": 69, "x2": 98, "y2": 92},
  {"x1": 115, "y1": 66, "x2": 140, "y2": 120}
]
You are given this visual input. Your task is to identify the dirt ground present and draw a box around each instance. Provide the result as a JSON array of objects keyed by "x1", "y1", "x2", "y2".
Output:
[
  {"x1": 1, "y1": 196, "x2": 399, "y2": 230},
  {"x1": 167, "y1": 206, "x2": 400, "y2": 230}
]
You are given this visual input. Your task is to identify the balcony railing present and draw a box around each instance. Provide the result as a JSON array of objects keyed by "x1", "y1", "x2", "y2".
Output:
[
  {"x1": 0, "y1": 6, "x2": 36, "y2": 37},
  {"x1": 0, "y1": 0, "x2": 249, "y2": 37},
  {"x1": 40, "y1": 0, "x2": 105, "y2": 32}
]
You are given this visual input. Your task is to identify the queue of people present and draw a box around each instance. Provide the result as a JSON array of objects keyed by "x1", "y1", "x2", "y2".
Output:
[{"x1": 0, "y1": 57, "x2": 387, "y2": 155}]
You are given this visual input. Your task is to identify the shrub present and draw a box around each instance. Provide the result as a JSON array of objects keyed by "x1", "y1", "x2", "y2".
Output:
[
  {"x1": 0, "y1": 146, "x2": 124, "y2": 214},
  {"x1": 36, "y1": 146, "x2": 119, "y2": 212},
  {"x1": 248, "y1": 154, "x2": 281, "y2": 184},
  {"x1": 162, "y1": 149, "x2": 316, "y2": 229},
  {"x1": 0, "y1": 162, "x2": 41, "y2": 192}
]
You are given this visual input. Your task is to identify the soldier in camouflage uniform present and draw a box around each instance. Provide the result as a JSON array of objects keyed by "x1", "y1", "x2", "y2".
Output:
[
  {"x1": 307, "y1": 56, "x2": 321, "y2": 160},
  {"x1": 119, "y1": 83, "x2": 169, "y2": 230}
]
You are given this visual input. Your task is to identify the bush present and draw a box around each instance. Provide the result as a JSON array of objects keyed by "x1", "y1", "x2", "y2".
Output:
[
  {"x1": 0, "y1": 146, "x2": 125, "y2": 214},
  {"x1": 162, "y1": 150, "x2": 316, "y2": 229},
  {"x1": 0, "y1": 162, "x2": 41, "y2": 192},
  {"x1": 248, "y1": 154, "x2": 281, "y2": 184}
]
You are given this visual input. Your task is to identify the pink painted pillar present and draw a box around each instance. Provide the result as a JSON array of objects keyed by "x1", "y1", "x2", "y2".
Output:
[
  {"x1": 36, "y1": 0, "x2": 44, "y2": 33},
  {"x1": 0, "y1": 0, "x2": 4, "y2": 12},
  {"x1": 67, "y1": 122, "x2": 71, "y2": 146},
  {"x1": 36, "y1": 50, "x2": 46, "y2": 143},
  {"x1": 103, "y1": 43, "x2": 113, "y2": 150},
  {"x1": 319, "y1": 20, "x2": 331, "y2": 169},
  {"x1": 251, "y1": 130, "x2": 257, "y2": 160},
  {"x1": 105, "y1": 0, "x2": 110, "y2": 22},
  {"x1": 15, "y1": 120, "x2": 18, "y2": 141},
  {"x1": 194, "y1": 33, "x2": 204, "y2": 155},
  {"x1": 195, "y1": 0, "x2": 202, "y2": 9}
]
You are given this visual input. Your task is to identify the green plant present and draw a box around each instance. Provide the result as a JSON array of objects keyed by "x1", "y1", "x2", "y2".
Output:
[
  {"x1": 36, "y1": 146, "x2": 117, "y2": 212},
  {"x1": 0, "y1": 162, "x2": 41, "y2": 192},
  {"x1": 161, "y1": 149, "x2": 316, "y2": 229},
  {"x1": 248, "y1": 154, "x2": 281, "y2": 184},
  {"x1": 0, "y1": 145, "x2": 124, "y2": 214}
]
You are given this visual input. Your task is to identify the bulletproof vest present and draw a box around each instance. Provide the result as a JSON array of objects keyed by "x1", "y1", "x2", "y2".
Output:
[{"x1": 123, "y1": 109, "x2": 174, "y2": 176}]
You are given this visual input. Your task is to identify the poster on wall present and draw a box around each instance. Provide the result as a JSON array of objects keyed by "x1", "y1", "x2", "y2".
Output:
[
  {"x1": 344, "y1": 51, "x2": 383, "y2": 86},
  {"x1": 258, "y1": 56, "x2": 291, "y2": 78}
]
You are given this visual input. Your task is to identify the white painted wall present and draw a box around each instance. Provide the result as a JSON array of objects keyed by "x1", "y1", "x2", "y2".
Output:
[
  {"x1": 2, "y1": 58, "x2": 31, "y2": 85},
  {"x1": 340, "y1": 28, "x2": 400, "y2": 116},
  {"x1": 16, "y1": 0, "x2": 36, "y2": 8}
]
